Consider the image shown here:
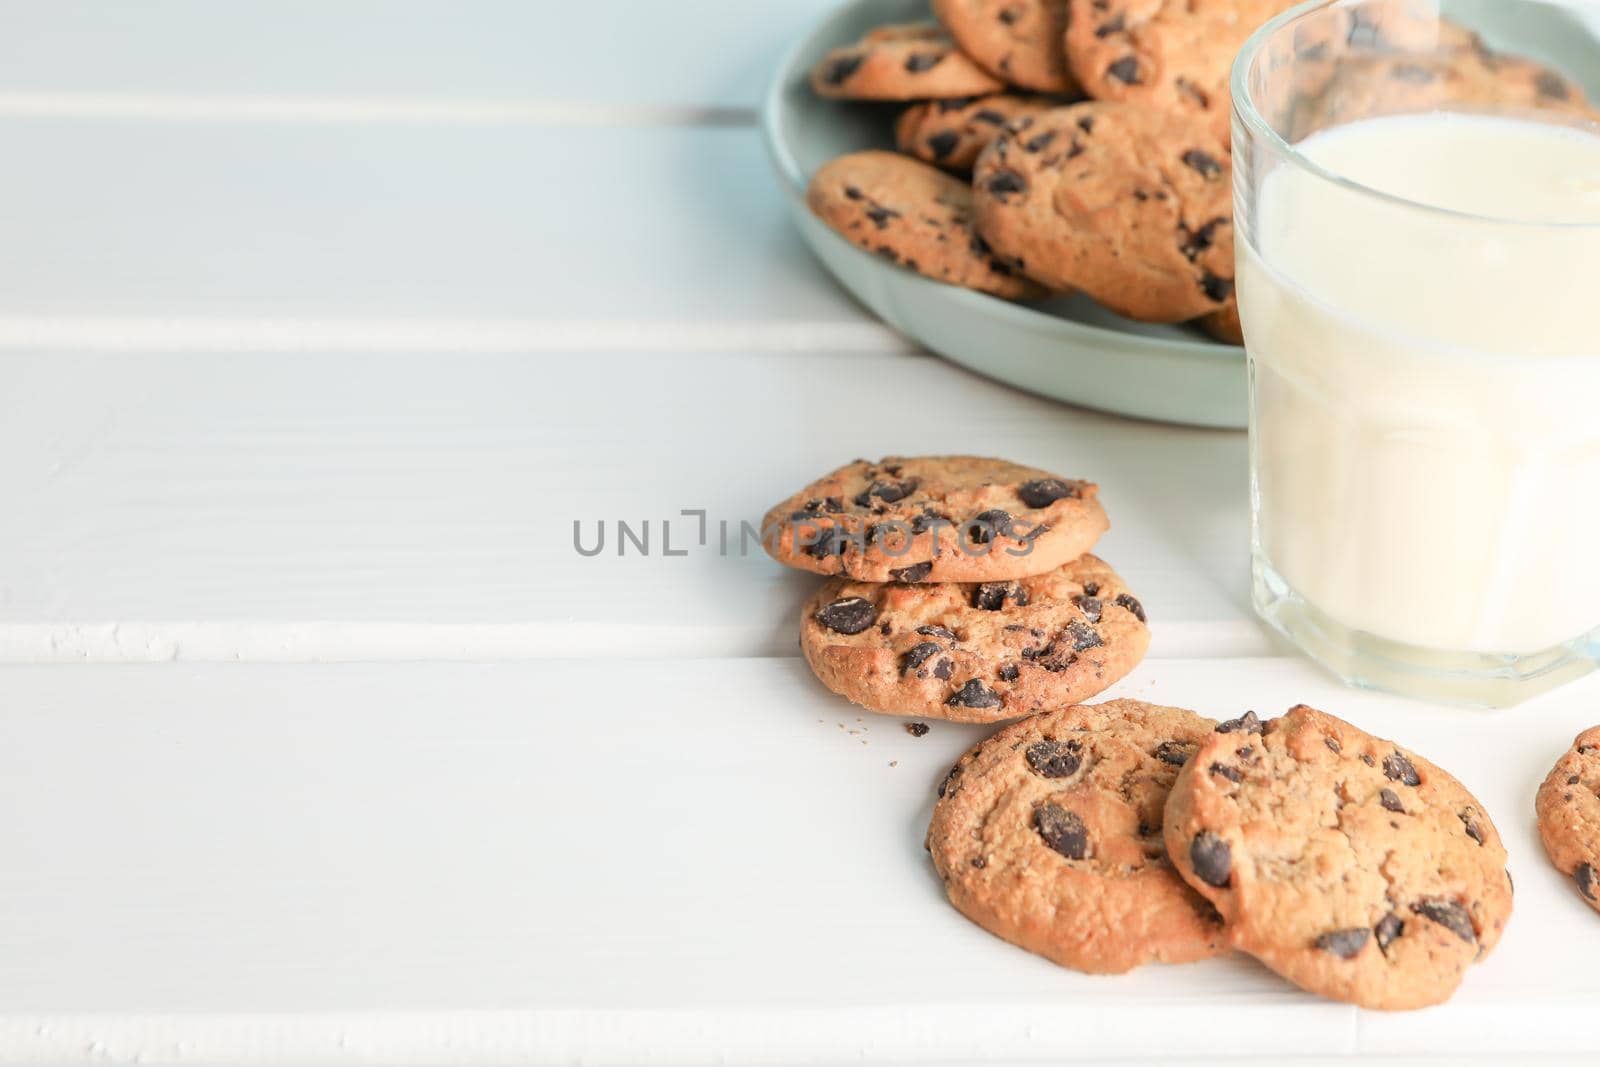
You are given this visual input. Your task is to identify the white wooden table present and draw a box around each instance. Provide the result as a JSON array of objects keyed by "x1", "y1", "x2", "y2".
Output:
[{"x1": 1, "y1": 2, "x2": 1598, "y2": 1064}]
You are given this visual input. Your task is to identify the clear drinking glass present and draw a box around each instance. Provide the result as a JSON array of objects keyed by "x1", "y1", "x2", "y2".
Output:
[{"x1": 1233, "y1": 0, "x2": 1600, "y2": 706}]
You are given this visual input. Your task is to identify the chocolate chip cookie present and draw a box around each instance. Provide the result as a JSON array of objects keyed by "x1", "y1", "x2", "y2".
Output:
[
  {"x1": 932, "y1": 0, "x2": 1077, "y2": 93},
  {"x1": 928, "y1": 700, "x2": 1229, "y2": 972},
  {"x1": 1164, "y1": 705, "x2": 1513, "y2": 1010},
  {"x1": 1196, "y1": 304, "x2": 1242, "y2": 346},
  {"x1": 1065, "y1": 0, "x2": 1297, "y2": 137},
  {"x1": 808, "y1": 152, "x2": 1047, "y2": 298},
  {"x1": 895, "y1": 94, "x2": 1058, "y2": 171},
  {"x1": 1297, "y1": 48, "x2": 1593, "y2": 136},
  {"x1": 973, "y1": 101, "x2": 1235, "y2": 322},
  {"x1": 811, "y1": 23, "x2": 1007, "y2": 101},
  {"x1": 801, "y1": 555, "x2": 1149, "y2": 722},
  {"x1": 763, "y1": 456, "x2": 1109, "y2": 584},
  {"x1": 1536, "y1": 727, "x2": 1600, "y2": 916}
]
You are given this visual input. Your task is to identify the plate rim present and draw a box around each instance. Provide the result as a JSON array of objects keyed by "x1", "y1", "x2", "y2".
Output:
[{"x1": 758, "y1": 0, "x2": 1247, "y2": 366}]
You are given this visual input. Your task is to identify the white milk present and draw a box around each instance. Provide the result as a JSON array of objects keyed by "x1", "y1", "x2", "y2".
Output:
[{"x1": 1242, "y1": 112, "x2": 1600, "y2": 654}]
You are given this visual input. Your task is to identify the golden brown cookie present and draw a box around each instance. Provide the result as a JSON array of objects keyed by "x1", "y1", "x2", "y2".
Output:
[
  {"x1": 1536, "y1": 727, "x2": 1600, "y2": 915},
  {"x1": 811, "y1": 23, "x2": 1007, "y2": 101},
  {"x1": 801, "y1": 555, "x2": 1149, "y2": 722},
  {"x1": 973, "y1": 101, "x2": 1235, "y2": 322},
  {"x1": 763, "y1": 455, "x2": 1109, "y2": 583},
  {"x1": 1164, "y1": 705, "x2": 1513, "y2": 1011},
  {"x1": 1196, "y1": 304, "x2": 1242, "y2": 345},
  {"x1": 895, "y1": 94, "x2": 1059, "y2": 171},
  {"x1": 1296, "y1": 48, "x2": 1594, "y2": 135},
  {"x1": 928, "y1": 700, "x2": 1229, "y2": 972},
  {"x1": 932, "y1": 0, "x2": 1077, "y2": 93},
  {"x1": 807, "y1": 152, "x2": 1047, "y2": 299},
  {"x1": 1065, "y1": 0, "x2": 1297, "y2": 137}
]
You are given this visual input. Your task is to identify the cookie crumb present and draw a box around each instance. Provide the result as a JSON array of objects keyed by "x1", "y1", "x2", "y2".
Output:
[
  {"x1": 906, "y1": 722, "x2": 932, "y2": 737},
  {"x1": 889, "y1": 760, "x2": 899, "y2": 768}
]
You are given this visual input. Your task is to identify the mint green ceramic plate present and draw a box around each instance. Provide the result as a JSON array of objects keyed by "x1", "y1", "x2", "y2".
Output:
[{"x1": 761, "y1": 0, "x2": 1247, "y2": 429}]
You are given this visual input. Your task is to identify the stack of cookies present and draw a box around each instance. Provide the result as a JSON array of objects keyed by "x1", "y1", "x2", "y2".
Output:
[
  {"x1": 803, "y1": 0, "x2": 1591, "y2": 344},
  {"x1": 764, "y1": 455, "x2": 1150, "y2": 723}
]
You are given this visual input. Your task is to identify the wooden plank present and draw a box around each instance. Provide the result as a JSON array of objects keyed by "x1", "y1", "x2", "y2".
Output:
[
  {"x1": 0, "y1": 122, "x2": 888, "y2": 342},
  {"x1": 0, "y1": 348, "x2": 1259, "y2": 662},
  {"x1": 0, "y1": 0, "x2": 837, "y2": 112},
  {"x1": 0, "y1": 656, "x2": 1593, "y2": 1064}
]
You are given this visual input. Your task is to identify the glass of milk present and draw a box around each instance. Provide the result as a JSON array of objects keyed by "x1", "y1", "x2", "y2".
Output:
[{"x1": 1234, "y1": 0, "x2": 1600, "y2": 706}]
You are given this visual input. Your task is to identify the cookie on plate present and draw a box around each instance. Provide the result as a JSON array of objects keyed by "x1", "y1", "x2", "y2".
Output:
[
  {"x1": 895, "y1": 94, "x2": 1059, "y2": 171},
  {"x1": 1164, "y1": 705, "x2": 1513, "y2": 1011},
  {"x1": 801, "y1": 554, "x2": 1149, "y2": 722},
  {"x1": 1196, "y1": 304, "x2": 1242, "y2": 346},
  {"x1": 928, "y1": 700, "x2": 1229, "y2": 972},
  {"x1": 811, "y1": 23, "x2": 1007, "y2": 101},
  {"x1": 763, "y1": 455, "x2": 1108, "y2": 583},
  {"x1": 932, "y1": 0, "x2": 1077, "y2": 93},
  {"x1": 1064, "y1": 0, "x2": 1297, "y2": 137},
  {"x1": 973, "y1": 101, "x2": 1235, "y2": 322},
  {"x1": 808, "y1": 152, "x2": 1047, "y2": 299},
  {"x1": 1536, "y1": 726, "x2": 1600, "y2": 915}
]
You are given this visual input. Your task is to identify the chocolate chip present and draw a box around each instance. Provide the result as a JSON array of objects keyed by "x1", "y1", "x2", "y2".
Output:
[
  {"x1": 825, "y1": 55, "x2": 864, "y2": 85},
  {"x1": 1460, "y1": 810, "x2": 1485, "y2": 846},
  {"x1": 927, "y1": 131, "x2": 961, "y2": 160},
  {"x1": 905, "y1": 722, "x2": 931, "y2": 738},
  {"x1": 902, "y1": 642, "x2": 944, "y2": 676},
  {"x1": 1413, "y1": 898, "x2": 1475, "y2": 942},
  {"x1": 1190, "y1": 832, "x2": 1232, "y2": 887},
  {"x1": 890, "y1": 561, "x2": 933, "y2": 583},
  {"x1": 1390, "y1": 61, "x2": 1436, "y2": 84},
  {"x1": 938, "y1": 764, "x2": 961, "y2": 798},
  {"x1": 1383, "y1": 751, "x2": 1421, "y2": 787},
  {"x1": 1182, "y1": 149, "x2": 1223, "y2": 180},
  {"x1": 805, "y1": 526, "x2": 856, "y2": 559},
  {"x1": 1075, "y1": 595, "x2": 1103, "y2": 623},
  {"x1": 1201, "y1": 273, "x2": 1234, "y2": 302},
  {"x1": 1325, "y1": 737, "x2": 1342, "y2": 754},
  {"x1": 854, "y1": 480, "x2": 916, "y2": 507},
  {"x1": 1023, "y1": 131, "x2": 1057, "y2": 153},
  {"x1": 1017, "y1": 478, "x2": 1077, "y2": 508},
  {"x1": 1096, "y1": 13, "x2": 1125, "y2": 36},
  {"x1": 1316, "y1": 928, "x2": 1370, "y2": 959},
  {"x1": 1026, "y1": 740, "x2": 1083, "y2": 779},
  {"x1": 971, "y1": 855, "x2": 987, "y2": 869},
  {"x1": 973, "y1": 108, "x2": 1008, "y2": 125},
  {"x1": 905, "y1": 52, "x2": 943, "y2": 73},
  {"x1": 916, "y1": 625, "x2": 958, "y2": 642},
  {"x1": 948, "y1": 679, "x2": 1002, "y2": 709},
  {"x1": 1067, "y1": 619, "x2": 1103, "y2": 652},
  {"x1": 1181, "y1": 218, "x2": 1225, "y2": 261},
  {"x1": 1360, "y1": 754, "x2": 1376, "y2": 767},
  {"x1": 998, "y1": 663, "x2": 1020, "y2": 682},
  {"x1": 1210, "y1": 762, "x2": 1243, "y2": 783},
  {"x1": 998, "y1": 6, "x2": 1020, "y2": 24},
  {"x1": 973, "y1": 581, "x2": 1029, "y2": 611},
  {"x1": 932, "y1": 658, "x2": 954, "y2": 680},
  {"x1": 1217, "y1": 711, "x2": 1263, "y2": 735},
  {"x1": 936, "y1": 96, "x2": 979, "y2": 113},
  {"x1": 1578, "y1": 863, "x2": 1597, "y2": 901},
  {"x1": 1155, "y1": 741, "x2": 1191, "y2": 766},
  {"x1": 1107, "y1": 56, "x2": 1141, "y2": 83},
  {"x1": 1379, "y1": 789, "x2": 1404, "y2": 813},
  {"x1": 1114, "y1": 593, "x2": 1146, "y2": 623},
  {"x1": 987, "y1": 170, "x2": 1028, "y2": 198},
  {"x1": 910, "y1": 508, "x2": 950, "y2": 534},
  {"x1": 1375, "y1": 913, "x2": 1404, "y2": 951},
  {"x1": 1537, "y1": 69, "x2": 1570, "y2": 100},
  {"x1": 1082, "y1": 582, "x2": 1100, "y2": 597},
  {"x1": 815, "y1": 597, "x2": 876, "y2": 635},
  {"x1": 865, "y1": 205, "x2": 899, "y2": 229},
  {"x1": 1035, "y1": 804, "x2": 1090, "y2": 859},
  {"x1": 966, "y1": 509, "x2": 1014, "y2": 544},
  {"x1": 1569, "y1": 775, "x2": 1581, "y2": 785}
]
